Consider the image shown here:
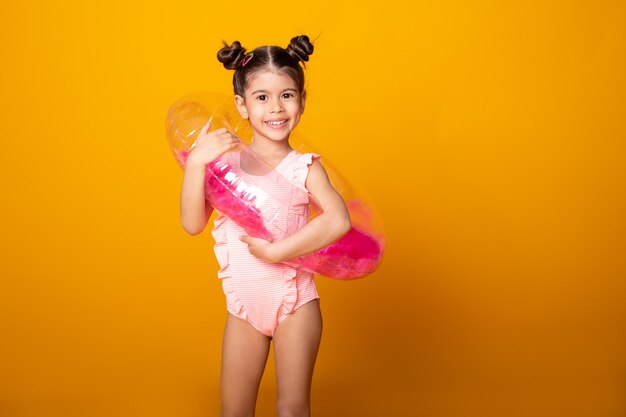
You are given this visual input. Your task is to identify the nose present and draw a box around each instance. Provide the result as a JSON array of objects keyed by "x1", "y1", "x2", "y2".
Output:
[{"x1": 269, "y1": 97, "x2": 284, "y2": 113}]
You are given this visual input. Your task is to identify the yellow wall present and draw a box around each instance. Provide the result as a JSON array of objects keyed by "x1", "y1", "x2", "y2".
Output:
[{"x1": 1, "y1": 1, "x2": 624, "y2": 416}]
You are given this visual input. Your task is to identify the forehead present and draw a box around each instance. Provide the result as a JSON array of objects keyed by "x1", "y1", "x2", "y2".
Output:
[{"x1": 245, "y1": 70, "x2": 298, "y2": 93}]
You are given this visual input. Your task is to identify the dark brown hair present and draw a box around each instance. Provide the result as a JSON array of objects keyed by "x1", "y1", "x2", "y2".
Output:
[{"x1": 216, "y1": 35, "x2": 314, "y2": 97}]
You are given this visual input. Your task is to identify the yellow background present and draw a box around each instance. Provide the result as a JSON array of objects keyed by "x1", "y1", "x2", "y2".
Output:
[{"x1": 1, "y1": 1, "x2": 625, "y2": 416}]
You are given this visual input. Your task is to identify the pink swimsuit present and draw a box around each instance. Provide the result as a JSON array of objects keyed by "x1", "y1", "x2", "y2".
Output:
[{"x1": 211, "y1": 150, "x2": 321, "y2": 337}]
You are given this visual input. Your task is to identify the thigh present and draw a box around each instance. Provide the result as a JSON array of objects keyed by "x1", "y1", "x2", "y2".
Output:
[
  {"x1": 220, "y1": 313, "x2": 271, "y2": 417},
  {"x1": 273, "y1": 300, "x2": 323, "y2": 415}
]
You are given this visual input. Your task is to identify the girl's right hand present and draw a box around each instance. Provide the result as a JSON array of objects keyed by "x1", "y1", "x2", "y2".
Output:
[{"x1": 187, "y1": 120, "x2": 240, "y2": 167}]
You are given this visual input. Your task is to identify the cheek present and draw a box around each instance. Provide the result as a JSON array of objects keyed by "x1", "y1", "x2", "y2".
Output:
[
  {"x1": 248, "y1": 108, "x2": 264, "y2": 119},
  {"x1": 288, "y1": 103, "x2": 303, "y2": 114}
]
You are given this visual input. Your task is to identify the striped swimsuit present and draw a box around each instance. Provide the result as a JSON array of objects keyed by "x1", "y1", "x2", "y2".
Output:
[{"x1": 211, "y1": 150, "x2": 320, "y2": 337}]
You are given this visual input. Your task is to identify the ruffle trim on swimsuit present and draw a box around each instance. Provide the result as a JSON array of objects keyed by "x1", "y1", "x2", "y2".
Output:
[
  {"x1": 292, "y1": 152, "x2": 321, "y2": 192},
  {"x1": 279, "y1": 264, "x2": 298, "y2": 320},
  {"x1": 278, "y1": 153, "x2": 315, "y2": 319},
  {"x1": 222, "y1": 278, "x2": 248, "y2": 321},
  {"x1": 211, "y1": 213, "x2": 230, "y2": 279}
]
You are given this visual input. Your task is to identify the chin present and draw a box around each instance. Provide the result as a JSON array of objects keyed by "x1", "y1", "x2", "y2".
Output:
[{"x1": 265, "y1": 129, "x2": 294, "y2": 141}]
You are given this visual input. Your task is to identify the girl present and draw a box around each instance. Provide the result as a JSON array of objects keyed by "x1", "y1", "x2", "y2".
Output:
[{"x1": 179, "y1": 35, "x2": 351, "y2": 417}]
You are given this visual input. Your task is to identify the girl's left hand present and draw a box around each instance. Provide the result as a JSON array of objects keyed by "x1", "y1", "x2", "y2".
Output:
[{"x1": 240, "y1": 235, "x2": 279, "y2": 263}]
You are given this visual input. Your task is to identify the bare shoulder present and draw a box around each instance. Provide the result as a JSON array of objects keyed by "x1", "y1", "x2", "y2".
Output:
[
  {"x1": 304, "y1": 157, "x2": 349, "y2": 218},
  {"x1": 305, "y1": 158, "x2": 332, "y2": 191}
]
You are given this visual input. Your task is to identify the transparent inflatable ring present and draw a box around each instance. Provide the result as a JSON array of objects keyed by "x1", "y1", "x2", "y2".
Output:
[{"x1": 166, "y1": 91, "x2": 385, "y2": 280}]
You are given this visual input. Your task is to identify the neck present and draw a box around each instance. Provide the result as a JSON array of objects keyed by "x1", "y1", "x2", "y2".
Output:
[{"x1": 248, "y1": 136, "x2": 292, "y2": 158}]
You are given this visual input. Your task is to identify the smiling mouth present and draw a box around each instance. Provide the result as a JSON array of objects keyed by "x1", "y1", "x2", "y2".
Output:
[{"x1": 265, "y1": 120, "x2": 288, "y2": 127}]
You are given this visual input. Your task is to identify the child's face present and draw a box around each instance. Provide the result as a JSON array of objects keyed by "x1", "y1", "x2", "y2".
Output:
[{"x1": 235, "y1": 70, "x2": 306, "y2": 144}]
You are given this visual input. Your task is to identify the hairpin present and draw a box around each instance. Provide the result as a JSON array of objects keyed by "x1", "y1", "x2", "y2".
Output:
[{"x1": 242, "y1": 52, "x2": 254, "y2": 67}]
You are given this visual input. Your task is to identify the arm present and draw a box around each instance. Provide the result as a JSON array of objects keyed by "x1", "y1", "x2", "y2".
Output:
[
  {"x1": 180, "y1": 160, "x2": 214, "y2": 235},
  {"x1": 241, "y1": 159, "x2": 351, "y2": 262},
  {"x1": 179, "y1": 120, "x2": 239, "y2": 235}
]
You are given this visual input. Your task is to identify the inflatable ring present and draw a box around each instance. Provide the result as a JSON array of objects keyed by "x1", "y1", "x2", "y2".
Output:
[{"x1": 166, "y1": 92, "x2": 384, "y2": 279}]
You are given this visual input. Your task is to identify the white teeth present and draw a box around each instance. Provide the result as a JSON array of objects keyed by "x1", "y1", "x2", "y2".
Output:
[{"x1": 266, "y1": 120, "x2": 286, "y2": 126}]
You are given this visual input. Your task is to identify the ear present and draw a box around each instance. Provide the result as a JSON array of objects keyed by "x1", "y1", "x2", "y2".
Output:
[
  {"x1": 234, "y1": 95, "x2": 248, "y2": 119},
  {"x1": 300, "y1": 90, "x2": 307, "y2": 115}
]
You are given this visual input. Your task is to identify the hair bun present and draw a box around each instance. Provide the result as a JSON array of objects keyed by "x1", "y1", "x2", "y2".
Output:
[
  {"x1": 217, "y1": 40, "x2": 247, "y2": 70},
  {"x1": 286, "y1": 35, "x2": 314, "y2": 63}
]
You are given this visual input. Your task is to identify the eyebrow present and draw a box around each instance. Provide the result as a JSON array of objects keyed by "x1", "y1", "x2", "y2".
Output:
[{"x1": 250, "y1": 88, "x2": 298, "y2": 95}]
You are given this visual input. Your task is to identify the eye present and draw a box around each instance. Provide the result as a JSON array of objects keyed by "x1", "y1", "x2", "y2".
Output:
[
  {"x1": 282, "y1": 93, "x2": 294, "y2": 99},
  {"x1": 256, "y1": 95, "x2": 267, "y2": 101}
]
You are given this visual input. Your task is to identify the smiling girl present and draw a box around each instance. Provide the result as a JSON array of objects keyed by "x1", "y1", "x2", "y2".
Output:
[{"x1": 179, "y1": 35, "x2": 351, "y2": 417}]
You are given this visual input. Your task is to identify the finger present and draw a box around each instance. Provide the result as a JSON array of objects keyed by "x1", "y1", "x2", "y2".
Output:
[
  {"x1": 218, "y1": 142, "x2": 234, "y2": 153},
  {"x1": 239, "y1": 235, "x2": 249, "y2": 244},
  {"x1": 217, "y1": 136, "x2": 240, "y2": 149},
  {"x1": 220, "y1": 132, "x2": 240, "y2": 142},
  {"x1": 219, "y1": 130, "x2": 239, "y2": 140},
  {"x1": 200, "y1": 120, "x2": 212, "y2": 135}
]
